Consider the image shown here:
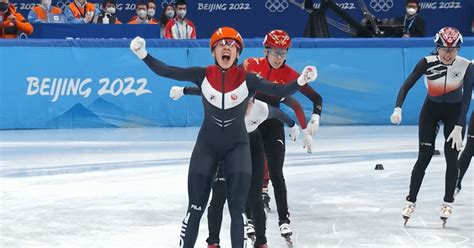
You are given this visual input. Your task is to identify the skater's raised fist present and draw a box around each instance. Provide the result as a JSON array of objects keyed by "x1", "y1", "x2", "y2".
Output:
[
  {"x1": 297, "y1": 66, "x2": 318, "y2": 86},
  {"x1": 169, "y1": 86, "x2": 185, "y2": 100},
  {"x1": 130, "y1": 36, "x2": 148, "y2": 59},
  {"x1": 390, "y1": 107, "x2": 402, "y2": 125}
]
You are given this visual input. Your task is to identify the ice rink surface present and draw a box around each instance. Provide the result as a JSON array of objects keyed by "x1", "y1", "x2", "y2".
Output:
[{"x1": 0, "y1": 126, "x2": 472, "y2": 248}]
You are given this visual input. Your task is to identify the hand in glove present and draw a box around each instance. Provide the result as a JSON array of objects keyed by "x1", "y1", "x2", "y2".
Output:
[
  {"x1": 169, "y1": 86, "x2": 185, "y2": 100},
  {"x1": 302, "y1": 128, "x2": 313, "y2": 153},
  {"x1": 288, "y1": 124, "x2": 300, "y2": 142},
  {"x1": 297, "y1": 66, "x2": 318, "y2": 86},
  {"x1": 447, "y1": 125, "x2": 463, "y2": 151},
  {"x1": 130, "y1": 36, "x2": 148, "y2": 59},
  {"x1": 307, "y1": 114, "x2": 320, "y2": 136},
  {"x1": 390, "y1": 107, "x2": 402, "y2": 125}
]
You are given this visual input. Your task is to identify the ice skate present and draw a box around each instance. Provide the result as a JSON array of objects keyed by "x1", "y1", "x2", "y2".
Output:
[
  {"x1": 279, "y1": 222, "x2": 293, "y2": 247},
  {"x1": 262, "y1": 192, "x2": 271, "y2": 212},
  {"x1": 402, "y1": 201, "x2": 416, "y2": 226},
  {"x1": 246, "y1": 221, "x2": 256, "y2": 244},
  {"x1": 254, "y1": 244, "x2": 268, "y2": 248},
  {"x1": 207, "y1": 244, "x2": 220, "y2": 248},
  {"x1": 440, "y1": 202, "x2": 453, "y2": 228}
]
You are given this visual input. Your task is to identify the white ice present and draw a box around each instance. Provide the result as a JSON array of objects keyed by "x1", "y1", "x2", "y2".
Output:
[{"x1": 0, "y1": 126, "x2": 472, "y2": 248}]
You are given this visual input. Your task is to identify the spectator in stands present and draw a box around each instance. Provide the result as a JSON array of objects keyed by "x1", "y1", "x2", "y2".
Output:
[
  {"x1": 128, "y1": 0, "x2": 157, "y2": 24},
  {"x1": 164, "y1": 0, "x2": 196, "y2": 39},
  {"x1": 28, "y1": 0, "x2": 63, "y2": 23},
  {"x1": 65, "y1": 0, "x2": 100, "y2": 24},
  {"x1": 395, "y1": 0, "x2": 425, "y2": 37},
  {"x1": 147, "y1": 0, "x2": 158, "y2": 23},
  {"x1": 0, "y1": 0, "x2": 34, "y2": 38},
  {"x1": 129, "y1": 0, "x2": 157, "y2": 23},
  {"x1": 158, "y1": 3, "x2": 174, "y2": 38},
  {"x1": 93, "y1": 0, "x2": 121, "y2": 24}
]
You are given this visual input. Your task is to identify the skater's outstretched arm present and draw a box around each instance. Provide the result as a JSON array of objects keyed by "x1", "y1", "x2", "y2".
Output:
[
  {"x1": 183, "y1": 87, "x2": 201, "y2": 96},
  {"x1": 247, "y1": 66, "x2": 317, "y2": 98},
  {"x1": 275, "y1": 98, "x2": 312, "y2": 148},
  {"x1": 298, "y1": 85, "x2": 323, "y2": 135},
  {"x1": 130, "y1": 37, "x2": 206, "y2": 86},
  {"x1": 395, "y1": 58, "x2": 427, "y2": 108},
  {"x1": 390, "y1": 58, "x2": 427, "y2": 125},
  {"x1": 169, "y1": 86, "x2": 200, "y2": 101},
  {"x1": 281, "y1": 96, "x2": 307, "y2": 129},
  {"x1": 299, "y1": 85, "x2": 323, "y2": 116}
]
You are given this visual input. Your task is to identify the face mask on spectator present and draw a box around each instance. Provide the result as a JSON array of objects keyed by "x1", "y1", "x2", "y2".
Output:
[
  {"x1": 106, "y1": 7, "x2": 115, "y2": 14},
  {"x1": 147, "y1": 8, "x2": 155, "y2": 17},
  {"x1": 137, "y1": 9, "x2": 147, "y2": 19},
  {"x1": 406, "y1": 7, "x2": 417, "y2": 15},
  {"x1": 41, "y1": 0, "x2": 51, "y2": 8},
  {"x1": 176, "y1": 9, "x2": 186, "y2": 19},
  {"x1": 165, "y1": 10, "x2": 174, "y2": 18}
]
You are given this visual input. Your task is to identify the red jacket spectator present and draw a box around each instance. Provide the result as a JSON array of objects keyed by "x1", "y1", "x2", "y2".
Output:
[
  {"x1": 164, "y1": 0, "x2": 196, "y2": 39},
  {"x1": 164, "y1": 18, "x2": 196, "y2": 39}
]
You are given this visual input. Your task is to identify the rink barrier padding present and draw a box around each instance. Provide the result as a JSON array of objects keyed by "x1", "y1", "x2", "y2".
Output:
[{"x1": 0, "y1": 38, "x2": 473, "y2": 129}]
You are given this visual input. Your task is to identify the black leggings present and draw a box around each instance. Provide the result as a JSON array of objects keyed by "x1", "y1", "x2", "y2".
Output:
[
  {"x1": 457, "y1": 111, "x2": 474, "y2": 189},
  {"x1": 407, "y1": 99, "x2": 462, "y2": 203},
  {"x1": 180, "y1": 140, "x2": 251, "y2": 248},
  {"x1": 259, "y1": 118, "x2": 290, "y2": 224},
  {"x1": 206, "y1": 131, "x2": 268, "y2": 246}
]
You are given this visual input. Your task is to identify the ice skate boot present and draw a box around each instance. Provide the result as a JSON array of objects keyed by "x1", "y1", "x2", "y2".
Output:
[
  {"x1": 440, "y1": 202, "x2": 453, "y2": 228},
  {"x1": 246, "y1": 221, "x2": 256, "y2": 244},
  {"x1": 402, "y1": 201, "x2": 416, "y2": 226},
  {"x1": 279, "y1": 222, "x2": 293, "y2": 247}
]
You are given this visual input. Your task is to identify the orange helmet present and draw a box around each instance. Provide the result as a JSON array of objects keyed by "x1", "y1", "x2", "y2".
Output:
[
  {"x1": 263, "y1": 30, "x2": 291, "y2": 49},
  {"x1": 210, "y1": 27, "x2": 244, "y2": 54}
]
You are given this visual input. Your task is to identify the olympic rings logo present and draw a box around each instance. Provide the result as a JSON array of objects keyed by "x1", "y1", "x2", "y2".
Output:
[
  {"x1": 161, "y1": 0, "x2": 176, "y2": 9},
  {"x1": 369, "y1": 0, "x2": 394, "y2": 12},
  {"x1": 56, "y1": 0, "x2": 73, "y2": 12},
  {"x1": 265, "y1": 0, "x2": 289, "y2": 13}
]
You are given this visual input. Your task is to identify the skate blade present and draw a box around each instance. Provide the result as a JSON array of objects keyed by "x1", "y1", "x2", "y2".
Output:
[
  {"x1": 441, "y1": 217, "x2": 447, "y2": 228},
  {"x1": 284, "y1": 236, "x2": 293, "y2": 247},
  {"x1": 403, "y1": 216, "x2": 409, "y2": 226},
  {"x1": 247, "y1": 234, "x2": 256, "y2": 242}
]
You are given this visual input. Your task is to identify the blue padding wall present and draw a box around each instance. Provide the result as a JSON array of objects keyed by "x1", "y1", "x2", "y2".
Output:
[{"x1": 0, "y1": 38, "x2": 473, "y2": 129}]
